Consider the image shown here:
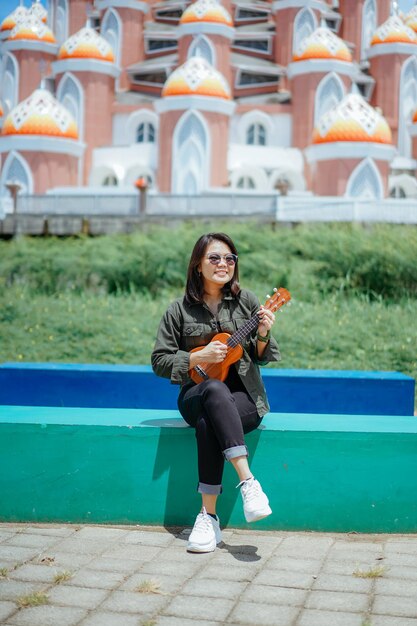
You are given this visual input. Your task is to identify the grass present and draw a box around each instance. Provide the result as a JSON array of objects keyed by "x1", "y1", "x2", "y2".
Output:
[
  {"x1": 0, "y1": 567, "x2": 8, "y2": 578},
  {"x1": 17, "y1": 591, "x2": 49, "y2": 608},
  {"x1": 53, "y1": 570, "x2": 73, "y2": 584},
  {"x1": 0, "y1": 223, "x2": 416, "y2": 408},
  {"x1": 136, "y1": 579, "x2": 166, "y2": 595},
  {"x1": 0, "y1": 287, "x2": 415, "y2": 407},
  {"x1": 353, "y1": 565, "x2": 386, "y2": 578}
]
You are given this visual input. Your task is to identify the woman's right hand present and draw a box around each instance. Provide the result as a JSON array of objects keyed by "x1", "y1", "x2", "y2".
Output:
[{"x1": 191, "y1": 340, "x2": 228, "y2": 365}]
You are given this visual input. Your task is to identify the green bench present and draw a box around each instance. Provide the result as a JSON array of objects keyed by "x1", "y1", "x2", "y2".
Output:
[{"x1": 1, "y1": 405, "x2": 417, "y2": 532}]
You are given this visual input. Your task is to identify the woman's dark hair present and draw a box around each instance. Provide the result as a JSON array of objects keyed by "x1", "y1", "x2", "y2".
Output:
[{"x1": 185, "y1": 232, "x2": 240, "y2": 304}]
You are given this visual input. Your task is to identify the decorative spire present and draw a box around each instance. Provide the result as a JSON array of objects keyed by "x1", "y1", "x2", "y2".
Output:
[{"x1": 391, "y1": 0, "x2": 399, "y2": 16}]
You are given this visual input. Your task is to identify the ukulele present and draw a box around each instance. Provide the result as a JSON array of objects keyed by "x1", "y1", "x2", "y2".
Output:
[{"x1": 189, "y1": 287, "x2": 291, "y2": 385}]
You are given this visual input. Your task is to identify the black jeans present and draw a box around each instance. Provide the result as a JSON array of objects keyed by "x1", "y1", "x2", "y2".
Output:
[{"x1": 178, "y1": 371, "x2": 262, "y2": 495}]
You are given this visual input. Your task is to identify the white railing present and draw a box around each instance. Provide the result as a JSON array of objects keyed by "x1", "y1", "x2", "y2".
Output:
[
  {"x1": 1, "y1": 193, "x2": 417, "y2": 223},
  {"x1": 276, "y1": 196, "x2": 417, "y2": 223}
]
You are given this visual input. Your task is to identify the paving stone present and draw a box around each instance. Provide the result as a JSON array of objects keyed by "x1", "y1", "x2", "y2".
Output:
[
  {"x1": 102, "y1": 545, "x2": 163, "y2": 562},
  {"x1": 120, "y1": 572, "x2": 185, "y2": 594},
  {"x1": 79, "y1": 611, "x2": 147, "y2": 626},
  {"x1": 277, "y1": 536, "x2": 334, "y2": 557},
  {"x1": 75, "y1": 527, "x2": 130, "y2": 541},
  {"x1": 370, "y1": 617, "x2": 417, "y2": 626},
  {"x1": 47, "y1": 585, "x2": 109, "y2": 609},
  {"x1": 101, "y1": 589, "x2": 169, "y2": 614},
  {"x1": 383, "y1": 565, "x2": 417, "y2": 581},
  {"x1": 86, "y1": 556, "x2": 140, "y2": 574},
  {"x1": 163, "y1": 595, "x2": 234, "y2": 622},
  {"x1": 305, "y1": 590, "x2": 369, "y2": 613},
  {"x1": 0, "y1": 546, "x2": 41, "y2": 562},
  {"x1": 7, "y1": 605, "x2": 87, "y2": 626},
  {"x1": 123, "y1": 530, "x2": 175, "y2": 547},
  {"x1": 383, "y1": 553, "x2": 417, "y2": 567},
  {"x1": 385, "y1": 540, "x2": 417, "y2": 554},
  {"x1": 323, "y1": 559, "x2": 379, "y2": 576},
  {"x1": 156, "y1": 617, "x2": 221, "y2": 626},
  {"x1": 23, "y1": 527, "x2": 76, "y2": 538},
  {"x1": 312, "y1": 573, "x2": 372, "y2": 593},
  {"x1": 253, "y1": 568, "x2": 315, "y2": 589},
  {"x1": 54, "y1": 539, "x2": 110, "y2": 555},
  {"x1": 181, "y1": 577, "x2": 247, "y2": 599},
  {"x1": 228, "y1": 600, "x2": 299, "y2": 625},
  {"x1": 375, "y1": 578, "x2": 417, "y2": 598},
  {"x1": 141, "y1": 559, "x2": 203, "y2": 578},
  {"x1": 266, "y1": 555, "x2": 323, "y2": 574},
  {"x1": 4, "y1": 534, "x2": 61, "y2": 549},
  {"x1": 196, "y1": 563, "x2": 257, "y2": 583},
  {"x1": 372, "y1": 594, "x2": 417, "y2": 618},
  {"x1": 0, "y1": 533, "x2": 16, "y2": 543},
  {"x1": 0, "y1": 580, "x2": 46, "y2": 601},
  {"x1": 10, "y1": 563, "x2": 62, "y2": 583},
  {"x1": 35, "y1": 551, "x2": 94, "y2": 569},
  {"x1": 243, "y1": 583, "x2": 307, "y2": 607},
  {"x1": 331, "y1": 540, "x2": 384, "y2": 553},
  {"x1": 297, "y1": 609, "x2": 365, "y2": 626},
  {"x1": 326, "y1": 549, "x2": 383, "y2": 563},
  {"x1": 65, "y1": 569, "x2": 126, "y2": 590},
  {"x1": 0, "y1": 601, "x2": 17, "y2": 621}
]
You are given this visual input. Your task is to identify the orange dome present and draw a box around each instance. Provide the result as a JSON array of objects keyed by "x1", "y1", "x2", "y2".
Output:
[
  {"x1": 293, "y1": 27, "x2": 352, "y2": 62},
  {"x1": 412, "y1": 108, "x2": 417, "y2": 123},
  {"x1": 371, "y1": 15, "x2": 417, "y2": 45},
  {"x1": 0, "y1": 6, "x2": 28, "y2": 32},
  {"x1": 8, "y1": 14, "x2": 56, "y2": 44},
  {"x1": 162, "y1": 57, "x2": 231, "y2": 99},
  {"x1": 405, "y1": 7, "x2": 417, "y2": 33},
  {"x1": 2, "y1": 89, "x2": 78, "y2": 140},
  {"x1": 313, "y1": 94, "x2": 392, "y2": 145},
  {"x1": 58, "y1": 27, "x2": 115, "y2": 62},
  {"x1": 0, "y1": 101, "x2": 3, "y2": 117},
  {"x1": 180, "y1": 0, "x2": 233, "y2": 27},
  {"x1": 29, "y1": 1, "x2": 48, "y2": 24}
]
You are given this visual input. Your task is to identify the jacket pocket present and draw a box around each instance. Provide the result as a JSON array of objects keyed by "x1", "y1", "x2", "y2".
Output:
[{"x1": 182, "y1": 323, "x2": 205, "y2": 350}]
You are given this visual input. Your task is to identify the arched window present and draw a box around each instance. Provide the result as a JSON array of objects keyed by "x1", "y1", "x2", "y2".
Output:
[
  {"x1": 136, "y1": 122, "x2": 155, "y2": 143},
  {"x1": 293, "y1": 8, "x2": 317, "y2": 54},
  {"x1": 346, "y1": 159, "x2": 383, "y2": 199},
  {"x1": 2, "y1": 54, "x2": 18, "y2": 116},
  {"x1": 57, "y1": 73, "x2": 83, "y2": 139},
  {"x1": 237, "y1": 176, "x2": 255, "y2": 189},
  {"x1": 173, "y1": 111, "x2": 209, "y2": 194},
  {"x1": 246, "y1": 123, "x2": 266, "y2": 146},
  {"x1": 102, "y1": 9, "x2": 121, "y2": 67},
  {"x1": 314, "y1": 73, "x2": 345, "y2": 125},
  {"x1": 102, "y1": 174, "x2": 118, "y2": 186},
  {"x1": 399, "y1": 57, "x2": 417, "y2": 158},
  {"x1": 0, "y1": 152, "x2": 33, "y2": 196},
  {"x1": 188, "y1": 35, "x2": 215, "y2": 65},
  {"x1": 55, "y1": 0, "x2": 68, "y2": 45},
  {"x1": 361, "y1": 0, "x2": 376, "y2": 60}
]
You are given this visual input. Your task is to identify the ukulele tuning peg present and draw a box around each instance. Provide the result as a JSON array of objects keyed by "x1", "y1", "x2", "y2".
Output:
[
  {"x1": 266, "y1": 294, "x2": 271, "y2": 299},
  {"x1": 273, "y1": 287, "x2": 278, "y2": 292}
]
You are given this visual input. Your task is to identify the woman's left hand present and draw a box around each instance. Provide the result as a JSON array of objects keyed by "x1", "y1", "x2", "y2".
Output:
[{"x1": 257, "y1": 305, "x2": 275, "y2": 337}]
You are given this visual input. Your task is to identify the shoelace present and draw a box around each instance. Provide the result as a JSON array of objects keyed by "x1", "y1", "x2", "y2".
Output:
[
  {"x1": 193, "y1": 511, "x2": 213, "y2": 534},
  {"x1": 241, "y1": 479, "x2": 260, "y2": 502}
]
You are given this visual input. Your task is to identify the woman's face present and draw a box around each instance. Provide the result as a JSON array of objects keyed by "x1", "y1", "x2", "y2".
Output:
[{"x1": 198, "y1": 240, "x2": 236, "y2": 291}]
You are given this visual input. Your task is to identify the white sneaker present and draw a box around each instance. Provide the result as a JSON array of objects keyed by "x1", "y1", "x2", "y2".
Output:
[
  {"x1": 187, "y1": 507, "x2": 222, "y2": 553},
  {"x1": 239, "y1": 477, "x2": 272, "y2": 523}
]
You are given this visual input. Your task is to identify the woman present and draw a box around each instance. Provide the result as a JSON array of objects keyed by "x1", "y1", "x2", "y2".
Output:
[{"x1": 151, "y1": 232, "x2": 280, "y2": 553}]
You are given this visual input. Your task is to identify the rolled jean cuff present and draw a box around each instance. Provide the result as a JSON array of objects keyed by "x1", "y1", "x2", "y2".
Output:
[
  {"x1": 198, "y1": 482, "x2": 222, "y2": 495},
  {"x1": 223, "y1": 445, "x2": 248, "y2": 461}
]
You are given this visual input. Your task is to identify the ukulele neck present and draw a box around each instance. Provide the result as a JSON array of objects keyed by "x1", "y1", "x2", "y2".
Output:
[{"x1": 227, "y1": 314, "x2": 259, "y2": 348}]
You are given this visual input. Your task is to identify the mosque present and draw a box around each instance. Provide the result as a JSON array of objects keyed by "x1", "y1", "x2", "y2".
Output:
[{"x1": 1, "y1": 0, "x2": 417, "y2": 201}]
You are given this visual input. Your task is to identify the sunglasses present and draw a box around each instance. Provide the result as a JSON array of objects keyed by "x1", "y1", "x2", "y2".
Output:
[{"x1": 206, "y1": 253, "x2": 238, "y2": 266}]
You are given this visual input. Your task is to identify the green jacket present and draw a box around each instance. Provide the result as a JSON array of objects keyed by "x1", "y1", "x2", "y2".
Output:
[{"x1": 151, "y1": 288, "x2": 281, "y2": 416}]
